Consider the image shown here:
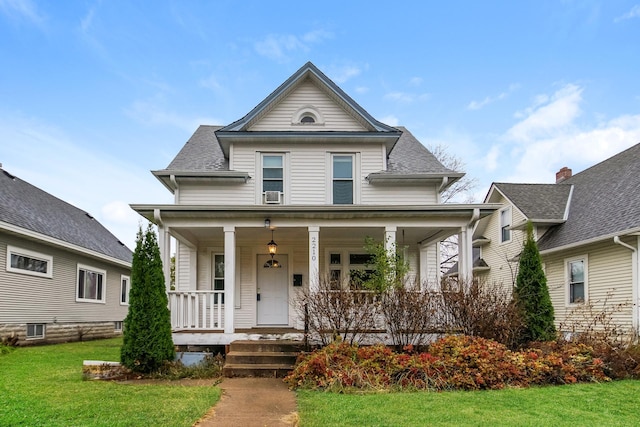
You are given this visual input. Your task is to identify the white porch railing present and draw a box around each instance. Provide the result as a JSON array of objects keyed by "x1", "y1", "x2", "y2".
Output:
[{"x1": 168, "y1": 291, "x2": 224, "y2": 331}]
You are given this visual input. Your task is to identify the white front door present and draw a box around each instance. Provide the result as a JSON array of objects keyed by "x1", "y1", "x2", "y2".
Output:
[{"x1": 257, "y1": 254, "x2": 289, "y2": 325}]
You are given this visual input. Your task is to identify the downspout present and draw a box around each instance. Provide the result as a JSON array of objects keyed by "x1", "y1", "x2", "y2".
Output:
[
  {"x1": 170, "y1": 174, "x2": 179, "y2": 201},
  {"x1": 460, "y1": 208, "x2": 480, "y2": 283},
  {"x1": 614, "y1": 236, "x2": 638, "y2": 333}
]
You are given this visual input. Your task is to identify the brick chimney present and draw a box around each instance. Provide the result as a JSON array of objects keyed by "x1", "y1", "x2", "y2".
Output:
[{"x1": 556, "y1": 166, "x2": 572, "y2": 183}]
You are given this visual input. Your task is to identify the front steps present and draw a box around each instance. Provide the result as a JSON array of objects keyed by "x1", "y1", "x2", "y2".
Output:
[{"x1": 223, "y1": 340, "x2": 304, "y2": 378}]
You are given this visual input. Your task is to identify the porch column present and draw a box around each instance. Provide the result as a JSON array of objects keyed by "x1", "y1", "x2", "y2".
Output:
[
  {"x1": 158, "y1": 226, "x2": 171, "y2": 292},
  {"x1": 419, "y1": 243, "x2": 431, "y2": 290},
  {"x1": 459, "y1": 226, "x2": 473, "y2": 283},
  {"x1": 385, "y1": 226, "x2": 397, "y2": 254},
  {"x1": 309, "y1": 226, "x2": 320, "y2": 293},
  {"x1": 224, "y1": 226, "x2": 236, "y2": 334}
]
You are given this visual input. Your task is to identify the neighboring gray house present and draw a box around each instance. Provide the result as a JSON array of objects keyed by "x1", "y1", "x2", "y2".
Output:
[
  {"x1": 473, "y1": 144, "x2": 640, "y2": 333},
  {"x1": 131, "y1": 62, "x2": 498, "y2": 346},
  {"x1": 0, "y1": 166, "x2": 132, "y2": 345}
]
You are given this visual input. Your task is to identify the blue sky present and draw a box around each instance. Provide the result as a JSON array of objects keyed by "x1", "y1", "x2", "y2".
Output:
[{"x1": 1, "y1": 0, "x2": 640, "y2": 249}]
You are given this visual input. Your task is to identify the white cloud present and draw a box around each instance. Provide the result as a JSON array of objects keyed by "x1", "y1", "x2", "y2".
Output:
[
  {"x1": 409, "y1": 77, "x2": 423, "y2": 86},
  {"x1": 379, "y1": 115, "x2": 399, "y2": 126},
  {"x1": 614, "y1": 4, "x2": 640, "y2": 22},
  {"x1": 254, "y1": 29, "x2": 333, "y2": 61},
  {"x1": 0, "y1": 0, "x2": 45, "y2": 26},
  {"x1": 499, "y1": 84, "x2": 640, "y2": 183},
  {"x1": 467, "y1": 83, "x2": 519, "y2": 110},
  {"x1": 200, "y1": 73, "x2": 222, "y2": 91},
  {"x1": 384, "y1": 91, "x2": 430, "y2": 103},
  {"x1": 483, "y1": 145, "x2": 500, "y2": 172},
  {"x1": 79, "y1": 4, "x2": 96, "y2": 34},
  {"x1": 125, "y1": 96, "x2": 221, "y2": 131},
  {"x1": 330, "y1": 65, "x2": 361, "y2": 84},
  {"x1": 505, "y1": 84, "x2": 583, "y2": 143},
  {"x1": 355, "y1": 86, "x2": 369, "y2": 94}
]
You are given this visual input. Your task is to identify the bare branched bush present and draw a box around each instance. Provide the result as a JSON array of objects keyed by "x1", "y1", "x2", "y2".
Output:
[
  {"x1": 295, "y1": 277, "x2": 379, "y2": 346},
  {"x1": 439, "y1": 279, "x2": 525, "y2": 349},
  {"x1": 559, "y1": 291, "x2": 632, "y2": 346},
  {"x1": 558, "y1": 291, "x2": 640, "y2": 378},
  {"x1": 380, "y1": 283, "x2": 439, "y2": 351}
]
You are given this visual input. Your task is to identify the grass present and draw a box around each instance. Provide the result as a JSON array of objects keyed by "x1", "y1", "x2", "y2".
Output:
[
  {"x1": 0, "y1": 338, "x2": 221, "y2": 426},
  {"x1": 297, "y1": 380, "x2": 640, "y2": 426}
]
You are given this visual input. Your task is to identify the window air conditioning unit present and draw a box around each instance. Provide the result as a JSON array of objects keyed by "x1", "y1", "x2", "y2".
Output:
[{"x1": 264, "y1": 191, "x2": 282, "y2": 204}]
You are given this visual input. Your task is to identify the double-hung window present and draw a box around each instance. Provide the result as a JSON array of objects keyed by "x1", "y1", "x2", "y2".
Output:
[
  {"x1": 213, "y1": 254, "x2": 225, "y2": 304},
  {"x1": 500, "y1": 207, "x2": 512, "y2": 243},
  {"x1": 7, "y1": 246, "x2": 52, "y2": 278},
  {"x1": 77, "y1": 265, "x2": 106, "y2": 303},
  {"x1": 567, "y1": 257, "x2": 587, "y2": 304},
  {"x1": 262, "y1": 154, "x2": 283, "y2": 203},
  {"x1": 332, "y1": 155, "x2": 354, "y2": 205}
]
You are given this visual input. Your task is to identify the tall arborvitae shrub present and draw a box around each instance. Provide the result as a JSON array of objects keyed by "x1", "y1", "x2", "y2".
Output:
[
  {"x1": 121, "y1": 224, "x2": 174, "y2": 373},
  {"x1": 514, "y1": 222, "x2": 556, "y2": 343}
]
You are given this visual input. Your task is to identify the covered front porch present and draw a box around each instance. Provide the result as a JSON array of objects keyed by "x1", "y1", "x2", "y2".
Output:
[{"x1": 132, "y1": 204, "x2": 498, "y2": 345}]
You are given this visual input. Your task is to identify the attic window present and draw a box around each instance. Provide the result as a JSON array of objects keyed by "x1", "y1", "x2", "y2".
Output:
[{"x1": 292, "y1": 105, "x2": 324, "y2": 125}]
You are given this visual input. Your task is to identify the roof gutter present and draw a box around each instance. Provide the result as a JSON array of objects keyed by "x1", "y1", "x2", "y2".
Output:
[{"x1": 614, "y1": 235, "x2": 637, "y2": 253}]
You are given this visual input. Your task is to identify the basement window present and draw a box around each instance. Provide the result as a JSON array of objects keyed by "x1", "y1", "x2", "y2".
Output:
[{"x1": 27, "y1": 324, "x2": 45, "y2": 339}]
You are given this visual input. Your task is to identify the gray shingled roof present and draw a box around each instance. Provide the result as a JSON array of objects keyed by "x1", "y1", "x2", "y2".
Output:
[
  {"x1": 493, "y1": 183, "x2": 572, "y2": 220},
  {"x1": 164, "y1": 125, "x2": 227, "y2": 171},
  {"x1": 0, "y1": 168, "x2": 132, "y2": 263},
  {"x1": 159, "y1": 125, "x2": 454, "y2": 177},
  {"x1": 385, "y1": 127, "x2": 457, "y2": 175},
  {"x1": 537, "y1": 143, "x2": 640, "y2": 251}
]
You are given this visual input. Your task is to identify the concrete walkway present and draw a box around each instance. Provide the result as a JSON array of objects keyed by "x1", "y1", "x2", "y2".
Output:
[{"x1": 194, "y1": 378, "x2": 298, "y2": 427}]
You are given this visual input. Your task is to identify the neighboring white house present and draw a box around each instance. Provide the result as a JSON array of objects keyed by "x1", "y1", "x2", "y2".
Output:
[
  {"x1": 473, "y1": 145, "x2": 640, "y2": 333},
  {"x1": 0, "y1": 166, "x2": 132, "y2": 345},
  {"x1": 131, "y1": 62, "x2": 499, "y2": 346}
]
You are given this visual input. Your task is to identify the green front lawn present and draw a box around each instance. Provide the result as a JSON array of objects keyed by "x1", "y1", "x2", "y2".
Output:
[
  {"x1": 297, "y1": 380, "x2": 640, "y2": 426},
  {"x1": 0, "y1": 338, "x2": 220, "y2": 427}
]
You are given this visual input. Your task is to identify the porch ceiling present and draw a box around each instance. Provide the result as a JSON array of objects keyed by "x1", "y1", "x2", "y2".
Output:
[{"x1": 169, "y1": 225, "x2": 460, "y2": 248}]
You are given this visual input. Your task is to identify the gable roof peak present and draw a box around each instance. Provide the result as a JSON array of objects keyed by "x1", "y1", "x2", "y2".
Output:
[{"x1": 218, "y1": 61, "x2": 399, "y2": 134}]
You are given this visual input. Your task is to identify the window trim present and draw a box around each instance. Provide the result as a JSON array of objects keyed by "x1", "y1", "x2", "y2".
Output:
[
  {"x1": 26, "y1": 323, "x2": 45, "y2": 340},
  {"x1": 114, "y1": 321, "x2": 123, "y2": 332},
  {"x1": 329, "y1": 153, "x2": 357, "y2": 205},
  {"x1": 565, "y1": 255, "x2": 588, "y2": 305},
  {"x1": 120, "y1": 275, "x2": 130, "y2": 306},
  {"x1": 6, "y1": 245, "x2": 53, "y2": 278},
  {"x1": 499, "y1": 206, "x2": 512, "y2": 244},
  {"x1": 325, "y1": 248, "x2": 375, "y2": 290},
  {"x1": 76, "y1": 264, "x2": 106, "y2": 304},
  {"x1": 258, "y1": 152, "x2": 288, "y2": 204}
]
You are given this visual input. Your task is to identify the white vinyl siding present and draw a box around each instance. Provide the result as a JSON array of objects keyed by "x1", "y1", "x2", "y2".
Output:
[
  {"x1": 474, "y1": 198, "x2": 527, "y2": 288},
  {"x1": 0, "y1": 233, "x2": 129, "y2": 324},
  {"x1": 249, "y1": 80, "x2": 366, "y2": 132},
  {"x1": 177, "y1": 141, "x2": 440, "y2": 206},
  {"x1": 545, "y1": 240, "x2": 635, "y2": 331}
]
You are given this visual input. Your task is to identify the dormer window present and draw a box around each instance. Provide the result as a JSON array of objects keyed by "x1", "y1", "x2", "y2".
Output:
[{"x1": 300, "y1": 115, "x2": 316, "y2": 124}]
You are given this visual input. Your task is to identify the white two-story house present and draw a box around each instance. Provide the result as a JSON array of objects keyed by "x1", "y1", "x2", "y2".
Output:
[{"x1": 131, "y1": 62, "x2": 498, "y2": 345}]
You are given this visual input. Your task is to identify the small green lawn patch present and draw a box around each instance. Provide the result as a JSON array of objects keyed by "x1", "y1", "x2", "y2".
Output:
[
  {"x1": 297, "y1": 380, "x2": 640, "y2": 426},
  {"x1": 0, "y1": 338, "x2": 221, "y2": 427}
]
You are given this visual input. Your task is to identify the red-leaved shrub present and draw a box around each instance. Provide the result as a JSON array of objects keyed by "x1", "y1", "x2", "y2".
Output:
[{"x1": 284, "y1": 335, "x2": 610, "y2": 391}]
